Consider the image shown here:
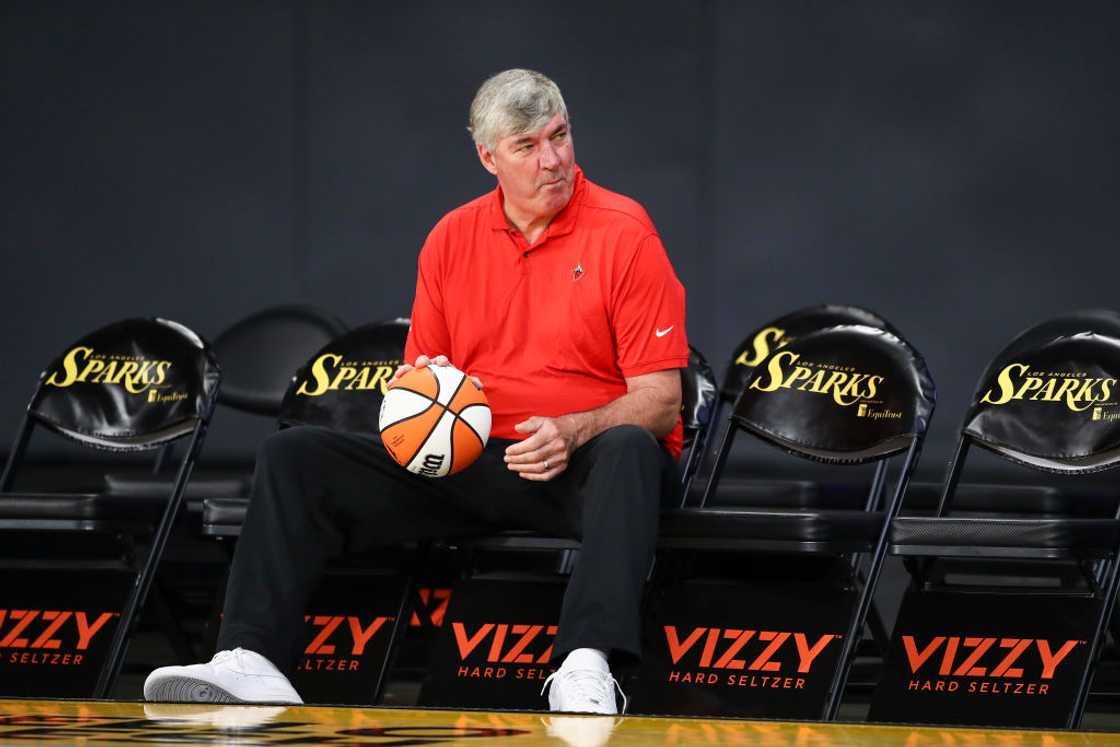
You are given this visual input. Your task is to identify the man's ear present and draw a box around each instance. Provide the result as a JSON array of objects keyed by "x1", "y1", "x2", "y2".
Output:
[{"x1": 477, "y1": 142, "x2": 498, "y2": 176}]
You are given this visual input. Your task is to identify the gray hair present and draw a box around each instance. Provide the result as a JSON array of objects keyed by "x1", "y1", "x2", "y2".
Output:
[{"x1": 468, "y1": 69, "x2": 569, "y2": 152}]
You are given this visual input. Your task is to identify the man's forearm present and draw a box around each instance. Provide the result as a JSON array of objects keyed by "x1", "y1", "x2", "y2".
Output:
[{"x1": 566, "y1": 385, "x2": 680, "y2": 451}]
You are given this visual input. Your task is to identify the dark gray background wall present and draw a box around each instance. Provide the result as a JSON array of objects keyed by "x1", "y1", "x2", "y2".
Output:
[{"x1": 3, "y1": 1, "x2": 1118, "y2": 474}]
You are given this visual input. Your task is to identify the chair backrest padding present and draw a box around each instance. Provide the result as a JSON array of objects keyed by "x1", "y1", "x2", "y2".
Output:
[
  {"x1": 30, "y1": 318, "x2": 219, "y2": 450},
  {"x1": 722, "y1": 304, "x2": 895, "y2": 402},
  {"x1": 734, "y1": 324, "x2": 934, "y2": 463},
  {"x1": 279, "y1": 319, "x2": 409, "y2": 432},
  {"x1": 963, "y1": 332, "x2": 1120, "y2": 473},
  {"x1": 213, "y1": 305, "x2": 348, "y2": 416},
  {"x1": 681, "y1": 346, "x2": 717, "y2": 449},
  {"x1": 973, "y1": 309, "x2": 1120, "y2": 397}
]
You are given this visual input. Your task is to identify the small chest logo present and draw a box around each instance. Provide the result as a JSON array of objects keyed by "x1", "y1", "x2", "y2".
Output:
[{"x1": 572, "y1": 263, "x2": 584, "y2": 281}]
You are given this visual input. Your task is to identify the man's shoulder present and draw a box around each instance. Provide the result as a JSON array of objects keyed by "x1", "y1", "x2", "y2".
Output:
[
  {"x1": 430, "y1": 191, "x2": 492, "y2": 236},
  {"x1": 425, "y1": 190, "x2": 497, "y2": 248},
  {"x1": 580, "y1": 177, "x2": 657, "y2": 234}
]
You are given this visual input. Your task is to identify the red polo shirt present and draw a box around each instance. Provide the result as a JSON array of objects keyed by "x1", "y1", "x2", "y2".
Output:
[{"x1": 405, "y1": 166, "x2": 689, "y2": 457}]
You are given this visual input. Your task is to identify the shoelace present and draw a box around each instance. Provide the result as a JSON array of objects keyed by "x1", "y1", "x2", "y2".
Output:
[
  {"x1": 211, "y1": 648, "x2": 261, "y2": 672},
  {"x1": 541, "y1": 668, "x2": 628, "y2": 714},
  {"x1": 211, "y1": 649, "x2": 239, "y2": 665}
]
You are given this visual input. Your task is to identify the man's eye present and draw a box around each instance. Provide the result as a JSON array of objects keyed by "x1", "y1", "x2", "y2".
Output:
[{"x1": 552, "y1": 131, "x2": 567, "y2": 140}]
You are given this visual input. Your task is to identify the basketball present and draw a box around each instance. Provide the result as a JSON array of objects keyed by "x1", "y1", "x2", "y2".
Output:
[{"x1": 378, "y1": 364, "x2": 491, "y2": 477}]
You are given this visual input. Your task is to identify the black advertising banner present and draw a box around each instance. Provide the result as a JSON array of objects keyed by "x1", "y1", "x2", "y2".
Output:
[
  {"x1": 869, "y1": 589, "x2": 1096, "y2": 728},
  {"x1": 632, "y1": 579, "x2": 853, "y2": 718},
  {"x1": 291, "y1": 573, "x2": 406, "y2": 706},
  {"x1": 418, "y1": 578, "x2": 564, "y2": 710},
  {"x1": 0, "y1": 569, "x2": 130, "y2": 697}
]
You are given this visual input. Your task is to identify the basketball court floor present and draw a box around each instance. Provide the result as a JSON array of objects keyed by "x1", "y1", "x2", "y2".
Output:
[{"x1": 0, "y1": 700, "x2": 1117, "y2": 746}]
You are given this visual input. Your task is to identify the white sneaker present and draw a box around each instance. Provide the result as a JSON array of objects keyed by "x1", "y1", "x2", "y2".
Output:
[
  {"x1": 143, "y1": 648, "x2": 303, "y2": 704},
  {"x1": 542, "y1": 668, "x2": 627, "y2": 715}
]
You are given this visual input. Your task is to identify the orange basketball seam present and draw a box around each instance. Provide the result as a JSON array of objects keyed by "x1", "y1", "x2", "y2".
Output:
[
  {"x1": 409, "y1": 409, "x2": 454, "y2": 475},
  {"x1": 451, "y1": 403, "x2": 488, "y2": 445},
  {"x1": 383, "y1": 402, "x2": 444, "y2": 468},
  {"x1": 389, "y1": 366, "x2": 440, "y2": 401},
  {"x1": 442, "y1": 373, "x2": 488, "y2": 445},
  {"x1": 379, "y1": 399, "x2": 442, "y2": 434}
]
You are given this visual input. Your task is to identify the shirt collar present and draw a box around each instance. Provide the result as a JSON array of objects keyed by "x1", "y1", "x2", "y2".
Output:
[{"x1": 488, "y1": 166, "x2": 586, "y2": 240}]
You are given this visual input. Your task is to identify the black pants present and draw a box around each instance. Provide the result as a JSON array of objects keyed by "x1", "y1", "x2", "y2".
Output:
[{"x1": 216, "y1": 424, "x2": 677, "y2": 673}]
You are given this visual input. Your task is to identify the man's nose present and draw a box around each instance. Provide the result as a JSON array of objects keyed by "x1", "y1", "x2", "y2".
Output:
[{"x1": 539, "y1": 141, "x2": 559, "y2": 170}]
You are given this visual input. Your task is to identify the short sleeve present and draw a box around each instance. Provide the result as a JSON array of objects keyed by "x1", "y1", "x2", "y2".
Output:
[
  {"x1": 611, "y1": 233, "x2": 689, "y2": 378},
  {"x1": 404, "y1": 228, "x2": 453, "y2": 364}
]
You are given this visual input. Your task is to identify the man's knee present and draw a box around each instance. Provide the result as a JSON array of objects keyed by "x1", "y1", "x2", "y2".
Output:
[
  {"x1": 593, "y1": 425, "x2": 660, "y2": 460},
  {"x1": 584, "y1": 426, "x2": 666, "y2": 503},
  {"x1": 256, "y1": 426, "x2": 330, "y2": 474}
]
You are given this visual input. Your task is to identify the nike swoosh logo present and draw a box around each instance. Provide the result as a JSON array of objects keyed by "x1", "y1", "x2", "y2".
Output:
[{"x1": 655, "y1": 326, "x2": 674, "y2": 338}]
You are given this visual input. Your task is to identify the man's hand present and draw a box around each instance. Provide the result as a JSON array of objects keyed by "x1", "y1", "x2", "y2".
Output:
[
  {"x1": 504, "y1": 415, "x2": 582, "y2": 481},
  {"x1": 390, "y1": 354, "x2": 483, "y2": 390}
]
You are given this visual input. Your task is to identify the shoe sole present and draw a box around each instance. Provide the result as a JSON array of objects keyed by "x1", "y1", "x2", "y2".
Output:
[{"x1": 145, "y1": 676, "x2": 242, "y2": 704}]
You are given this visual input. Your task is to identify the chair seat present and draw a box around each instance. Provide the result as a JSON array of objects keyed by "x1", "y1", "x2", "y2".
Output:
[
  {"x1": 890, "y1": 516, "x2": 1120, "y2": 557},
  {"x1": 0, "y1": 492, "x2": 160, "y2": 532},
  {"x1": 657, "y1": 507, "x2": 884, "y2": 550},
  {"x1": 103, "y1": 473, "x2": 250, "y2": 501},
  {"x1": 201, "y1": 497, "x2": 249, "y2": 536}
]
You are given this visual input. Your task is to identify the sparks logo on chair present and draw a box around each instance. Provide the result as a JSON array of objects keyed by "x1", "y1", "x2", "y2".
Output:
[
  {"x1": 733, "y1": 325, "x2": 929, "y2": 463},
  {"x1": 280, "y1": 319, "x2": 408, "y2": 433},
  {"x1": 0, "y1": 318, "x2": 219, "y2": 697},
  {"x1": 645, "y1": 324, "x2": 935, "y2": 719},
  {"x1": 965, "y1": 335, "x2": 1120, "y2": 470},
  {"x1": 722, "y1": 305, "x2": 895, "y2": 404},
  {"x1": 873, "y1": 311, "x2": 1120, "y2": 729},
  {"x1": 694, "y1": 305, "x2": 899, "y2": 508},
  {"x1": 30, "y1": 319, "x2": 216, "y2": 447}
]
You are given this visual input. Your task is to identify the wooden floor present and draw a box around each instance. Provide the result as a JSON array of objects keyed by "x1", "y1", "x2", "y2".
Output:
[{"x1": 0, "y1": 700, "x2": 1117, "y2": 746}]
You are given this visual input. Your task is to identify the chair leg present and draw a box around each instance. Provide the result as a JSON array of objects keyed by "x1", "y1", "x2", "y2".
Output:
[
  {"x1": 865, "y1": 600, "x2": 890, "y2": 654},
  {"x1": 1070, "y1": 556, "x2": 1120, "y2": 728},
  {"x1": 825, "y1": 440, "x2": 922, "y2": 720},
  {"x1": 699, "y1": 422, "x2": 737, "y2": 508},
  {"x1": 372, "y1": 543, "x2": 430, "y2": 705}
]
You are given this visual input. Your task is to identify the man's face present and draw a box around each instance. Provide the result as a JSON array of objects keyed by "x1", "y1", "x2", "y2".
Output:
[{"x1": 477, "y1": 113, "x2": 576, "y2": 223}]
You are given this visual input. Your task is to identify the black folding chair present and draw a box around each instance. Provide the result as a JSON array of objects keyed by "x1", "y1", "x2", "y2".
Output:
[
  {"x1": 873, "y1": 316, "x2": 1120, "y2": 729},
  {"x1": 0, "y1": 318, "x2": 219, "y2": 698},
  {"x1": 104, "y1": 305, "x2": 347, "y2": 502},
  {"x1": 200, "y1": 318, "x2": 411, "y2": 705},
  {"x1": 677, "y1": 347, "x2": 719, "y2": 493},
  {"x1": 199, "y1": 315, "x2": 410, "y2": 534},
  {"x1": 651, "y1": 324, "x2": 935, "y2": 719},
  {"x1": 698, "y1": 304, "x2": 896, "y2": 510}
]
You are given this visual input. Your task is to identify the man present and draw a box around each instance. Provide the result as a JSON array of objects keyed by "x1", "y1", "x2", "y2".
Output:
[{"x1": 145, "y1": 69, "x2": 688, "y2": 714}]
